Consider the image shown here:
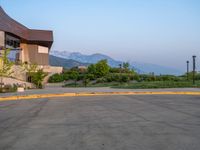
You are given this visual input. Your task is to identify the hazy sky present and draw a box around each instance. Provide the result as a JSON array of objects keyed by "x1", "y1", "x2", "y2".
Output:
[{"x1": 1, "y1": 0, "x2": 200, "y2": 71}]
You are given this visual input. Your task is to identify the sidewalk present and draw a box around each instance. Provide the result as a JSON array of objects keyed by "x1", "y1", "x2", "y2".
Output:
[{"x1": 1, "y1": 87, "x2": 200, "y2": 98}]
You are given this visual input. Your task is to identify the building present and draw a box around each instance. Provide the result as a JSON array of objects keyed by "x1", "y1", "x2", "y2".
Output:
[
  {"x1": 0, "y1": 6, "x2": 62, "y2": 84},
  {"x1": 0, "y1": 6, "x2": 53, "y2": 65}
]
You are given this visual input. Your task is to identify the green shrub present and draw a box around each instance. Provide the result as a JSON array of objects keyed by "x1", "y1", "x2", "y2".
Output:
[
  {"x1": 96, "y1": 78, "x2": 106, "y2": 83},
  {"x1": 132, "y1": 74, "x2": 140, "y2": 81},
  {"x1": 0, "y1": 84, "x2": 17, "y2": 93},
  {"x1": 31, "y1": 69, "x2": 48, "y2": 89},
  {"x1": 77, "y1": 74, "x2": 85, "y2": 81},
  {"x1": 83, "y1": 77, "x2": 90, "y2": 87},
  {"x1": 113, "y1": 74, "x2": 121, "y2": 82},
  {"x1": 105, "y1": 74, "x2": 120, "y2": 82},
  {"x1": 62, "y1": 73, "x2": 69, "y2": 81},
  {"x1": 109, "y1": 68, "x2": 121, "y2": 73},
  {"x1": 86, "y1": 74, "x2": 95, "y2": 80},
  {"x1": 105, "y1": 74, "x2": 113, "y2": 82},
  {"x1": 48, "y1": 73, "x2": 64, "y2": 83},
  {"x1": 195, "y1": 73, "x2": 200, "y2": 80},
  {"x1": 68, "y1": 71, "x2": 79, "y2": 80},
  {"x1": 68, "y1": 71, "x2": 79, "y2": 86},
  {"x1": 120, "y1": 74, "x2": 130, "y2": 82}
]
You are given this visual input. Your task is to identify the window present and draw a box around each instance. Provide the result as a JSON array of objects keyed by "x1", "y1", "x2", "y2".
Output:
[
  {"x1": 5, "y1": 34, "x2": 20, "y2": 49},
  {"x1": 38, "y1": 46, "x2": 48, "y2": 54}
]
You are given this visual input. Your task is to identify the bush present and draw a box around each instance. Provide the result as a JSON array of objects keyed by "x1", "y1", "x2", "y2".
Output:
[
  {"x1": 195, "y1": 73, "x2": 200, "y2": 80},
  {"x1": 157, "y1": 75, "x2": 181, "y2": 82},
  {"x1": 77, "y1": 74, "x2": 85, "y2": 81},
  {"x1": 48, "y1": 73, "x2": 64, "y2": 83},
  {"x1": 31, "y1": 69, "x2": 48, "y2": 89},
  {"x1": 104, "y1": 73, "x2": 136, "y2": 82},
  {"x1": 83, "y1": 77, "x2": 90, "y2": 87},
  {"x1": 109, "y1": 68, "x2": 121, "y2": 73},
  {"x1": 68, "y1": 71, "x2": 79, "y2": 87},
  {"x1": 0, "y1": 84, "x2": 17, "y2": 93},
  {"x1": 105, "y1": 74, "x2": 113, "y2": 82},
  {"x1": 62, "y1": 73, "x2": 69, "y2": 81},
  {"x1": 86, "y1": 74, "x2": 95, "y2": 80},
  {"x1": 113, "y1": 74, "x2": 121, "y2": 82},
  {"x1": 96, "y1": 78, "x2": 106, "y2": 83},
  {"x1": 138, "y1": 74, "x2": 182, "y2": 82},
  {"x1": 120, "y1": 74, "x2": 130, "y2": 82},
  {"x1": 68, "y1": 71, "x2": 79, "y2": 80},
  {"x1": 132, "y1": 74, "x2": 140, "y2": 81}
]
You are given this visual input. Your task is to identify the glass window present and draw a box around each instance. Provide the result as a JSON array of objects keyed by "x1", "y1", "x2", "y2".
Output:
[{"x1": 5, "y1": 34, "x2": 20, "y2": 49}]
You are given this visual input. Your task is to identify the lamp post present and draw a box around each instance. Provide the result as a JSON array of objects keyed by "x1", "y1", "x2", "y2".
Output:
[
  {"x1": 186, "y1": 61, "x2": 189, "y2": 80},
  {"x1": 192, "y1": 55, "x2": 196, "y2": 84},
  {"x1": 119, "y1": 64, "x2": 122, "y2": 84}
]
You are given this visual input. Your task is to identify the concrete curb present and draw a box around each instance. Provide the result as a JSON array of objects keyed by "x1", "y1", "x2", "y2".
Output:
[{"x1": 0, "y1": 91, "x2": 200, "y2": 102}]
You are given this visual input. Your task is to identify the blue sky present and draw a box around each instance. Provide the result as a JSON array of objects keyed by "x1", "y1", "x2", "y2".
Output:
[{"x1": 1, "y1": 0, "x2": 200, "y2": 70}]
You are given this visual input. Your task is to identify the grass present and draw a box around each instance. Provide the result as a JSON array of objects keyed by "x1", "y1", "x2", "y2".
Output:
[
  {"x1": 64, "y1": 81, "x2": 200, "y2": 89},
  {"x1": 63, "y1": 82, "x2": 120, "y2": 88},
  {"x1": 113, "y1": 81, "x2": 200, "y2": 89}
]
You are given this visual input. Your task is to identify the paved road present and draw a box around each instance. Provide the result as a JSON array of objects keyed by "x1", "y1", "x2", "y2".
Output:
[{"x1": 0, "y1": 95, "x2": 200, "y2": 150}]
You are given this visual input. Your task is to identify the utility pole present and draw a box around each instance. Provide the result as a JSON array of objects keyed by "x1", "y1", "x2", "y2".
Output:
[
  {"x1": 192, "y1": 55, "x2": 196, "y2": 84},
  {"x1": 186, "y1": 61, "x2": 189, "y2": 80}
]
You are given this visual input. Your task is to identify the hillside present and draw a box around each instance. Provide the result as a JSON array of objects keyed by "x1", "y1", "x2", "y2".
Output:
[{"x1": 49, "y1": 55, "x2": 89, "y2": 69}]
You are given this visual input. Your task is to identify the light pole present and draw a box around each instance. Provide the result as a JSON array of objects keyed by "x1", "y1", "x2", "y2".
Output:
[
  {"x1": 186, "y1": 61, "x2": 189, "y2": 80},
  {"x1": 192, "y1": 55, "x2": 196, "y2": 84},
  {"x1": 119, "y1": 64, "x2": 122, "y2": 84}
]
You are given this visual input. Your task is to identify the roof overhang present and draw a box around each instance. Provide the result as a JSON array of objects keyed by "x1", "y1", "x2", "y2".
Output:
[{"x1": 0, "y1": 6, "x2": 53, "y2": 49}]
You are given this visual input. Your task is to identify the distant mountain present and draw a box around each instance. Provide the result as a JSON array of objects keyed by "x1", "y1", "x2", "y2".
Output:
[
  {"x1": 50, "y1": 51, "x2": 70, "y2": 58},
  {"x1": 50, "y1": 51, "x2": 183, "y2": 75},
  {"x1": 51, "y1": 51, "x2": 122, "y2": 67},
  {"x1": 130, "y1": 62, "x2": 183, "y2": 75},
  {"x1": 49, "y1": 55, "x2": 89, "y2": 69}
]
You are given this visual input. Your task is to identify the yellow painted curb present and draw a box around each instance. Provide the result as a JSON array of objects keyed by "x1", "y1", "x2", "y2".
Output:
[{"x1": 0, "y1": 91, "x2": 200, "y2": 102}]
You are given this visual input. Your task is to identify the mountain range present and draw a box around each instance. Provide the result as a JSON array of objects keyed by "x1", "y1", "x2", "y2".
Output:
[
  {"x1": 49, "y1": 55, "x2": 89, "y2": 68},
  {"x1": 50, "y1": 51, "x2": 184, "y2": 75}
]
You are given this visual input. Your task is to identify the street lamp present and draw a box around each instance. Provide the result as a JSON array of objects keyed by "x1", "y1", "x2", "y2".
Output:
[
  {"x1": 119, "y1": 64, "x2": 122, "y2": 84},
  {"x1": 192, "y1": 55, "x2": 196, "y2": 84},
  {"x1": 186, "y1": 61, "x2": 189, "y2": 80}
]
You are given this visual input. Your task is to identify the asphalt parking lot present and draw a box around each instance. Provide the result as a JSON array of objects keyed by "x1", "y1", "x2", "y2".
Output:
[{"x1": 0, "y1": 95, "x2": 200, "y2": 150}]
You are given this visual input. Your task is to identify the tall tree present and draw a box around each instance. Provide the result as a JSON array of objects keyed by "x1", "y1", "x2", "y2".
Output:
[
  {"x1": 95, "y1": 59, "x2": 110, "y2": 77},
  {"x1": 87, "y1": 64, "x2": 96, "y2": 74}
]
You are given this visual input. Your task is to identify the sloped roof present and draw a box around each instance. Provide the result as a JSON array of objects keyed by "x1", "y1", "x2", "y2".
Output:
[{"x1": 0, "y1": 6, "x2": 53, "y2": 48}]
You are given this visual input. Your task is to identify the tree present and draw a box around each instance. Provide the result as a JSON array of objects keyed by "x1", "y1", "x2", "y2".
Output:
[
  {"x1": 21, "y1": 62, "x2": 48, "y2": 88},
  {"x1": 31, "y1": 69, "x2": 48, "y2": 89},
  {"x1": 69, "y1": 71, "x2": 79, "y2": 86},
  {"x1": 48, "y1": 73, "x2": 64, "y2": 83},
  {"x1": 21, "y1": 62, "x2": 38, "y2": 74},
  {"x1": 123, "y1": 62, "x2": 130, "y2": 70},
  {"x1": 95, "y1": 59, "x2": 110, "y2": 77},
  {"x1": 83, "y1": 74, "x2": 90, "y2": 87},
  {"x1": 21, "y1": 62, "x2": 38, "y2": 84},
  {"x1": 0, "y1": 49, "x2": 14, "y2": 88},
  {"x1": 87, "y1": 64, "x2": 96, "y2": 74},
  {"x1": 21, "y1": 62, "x2": 38, "y2": 81}
]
